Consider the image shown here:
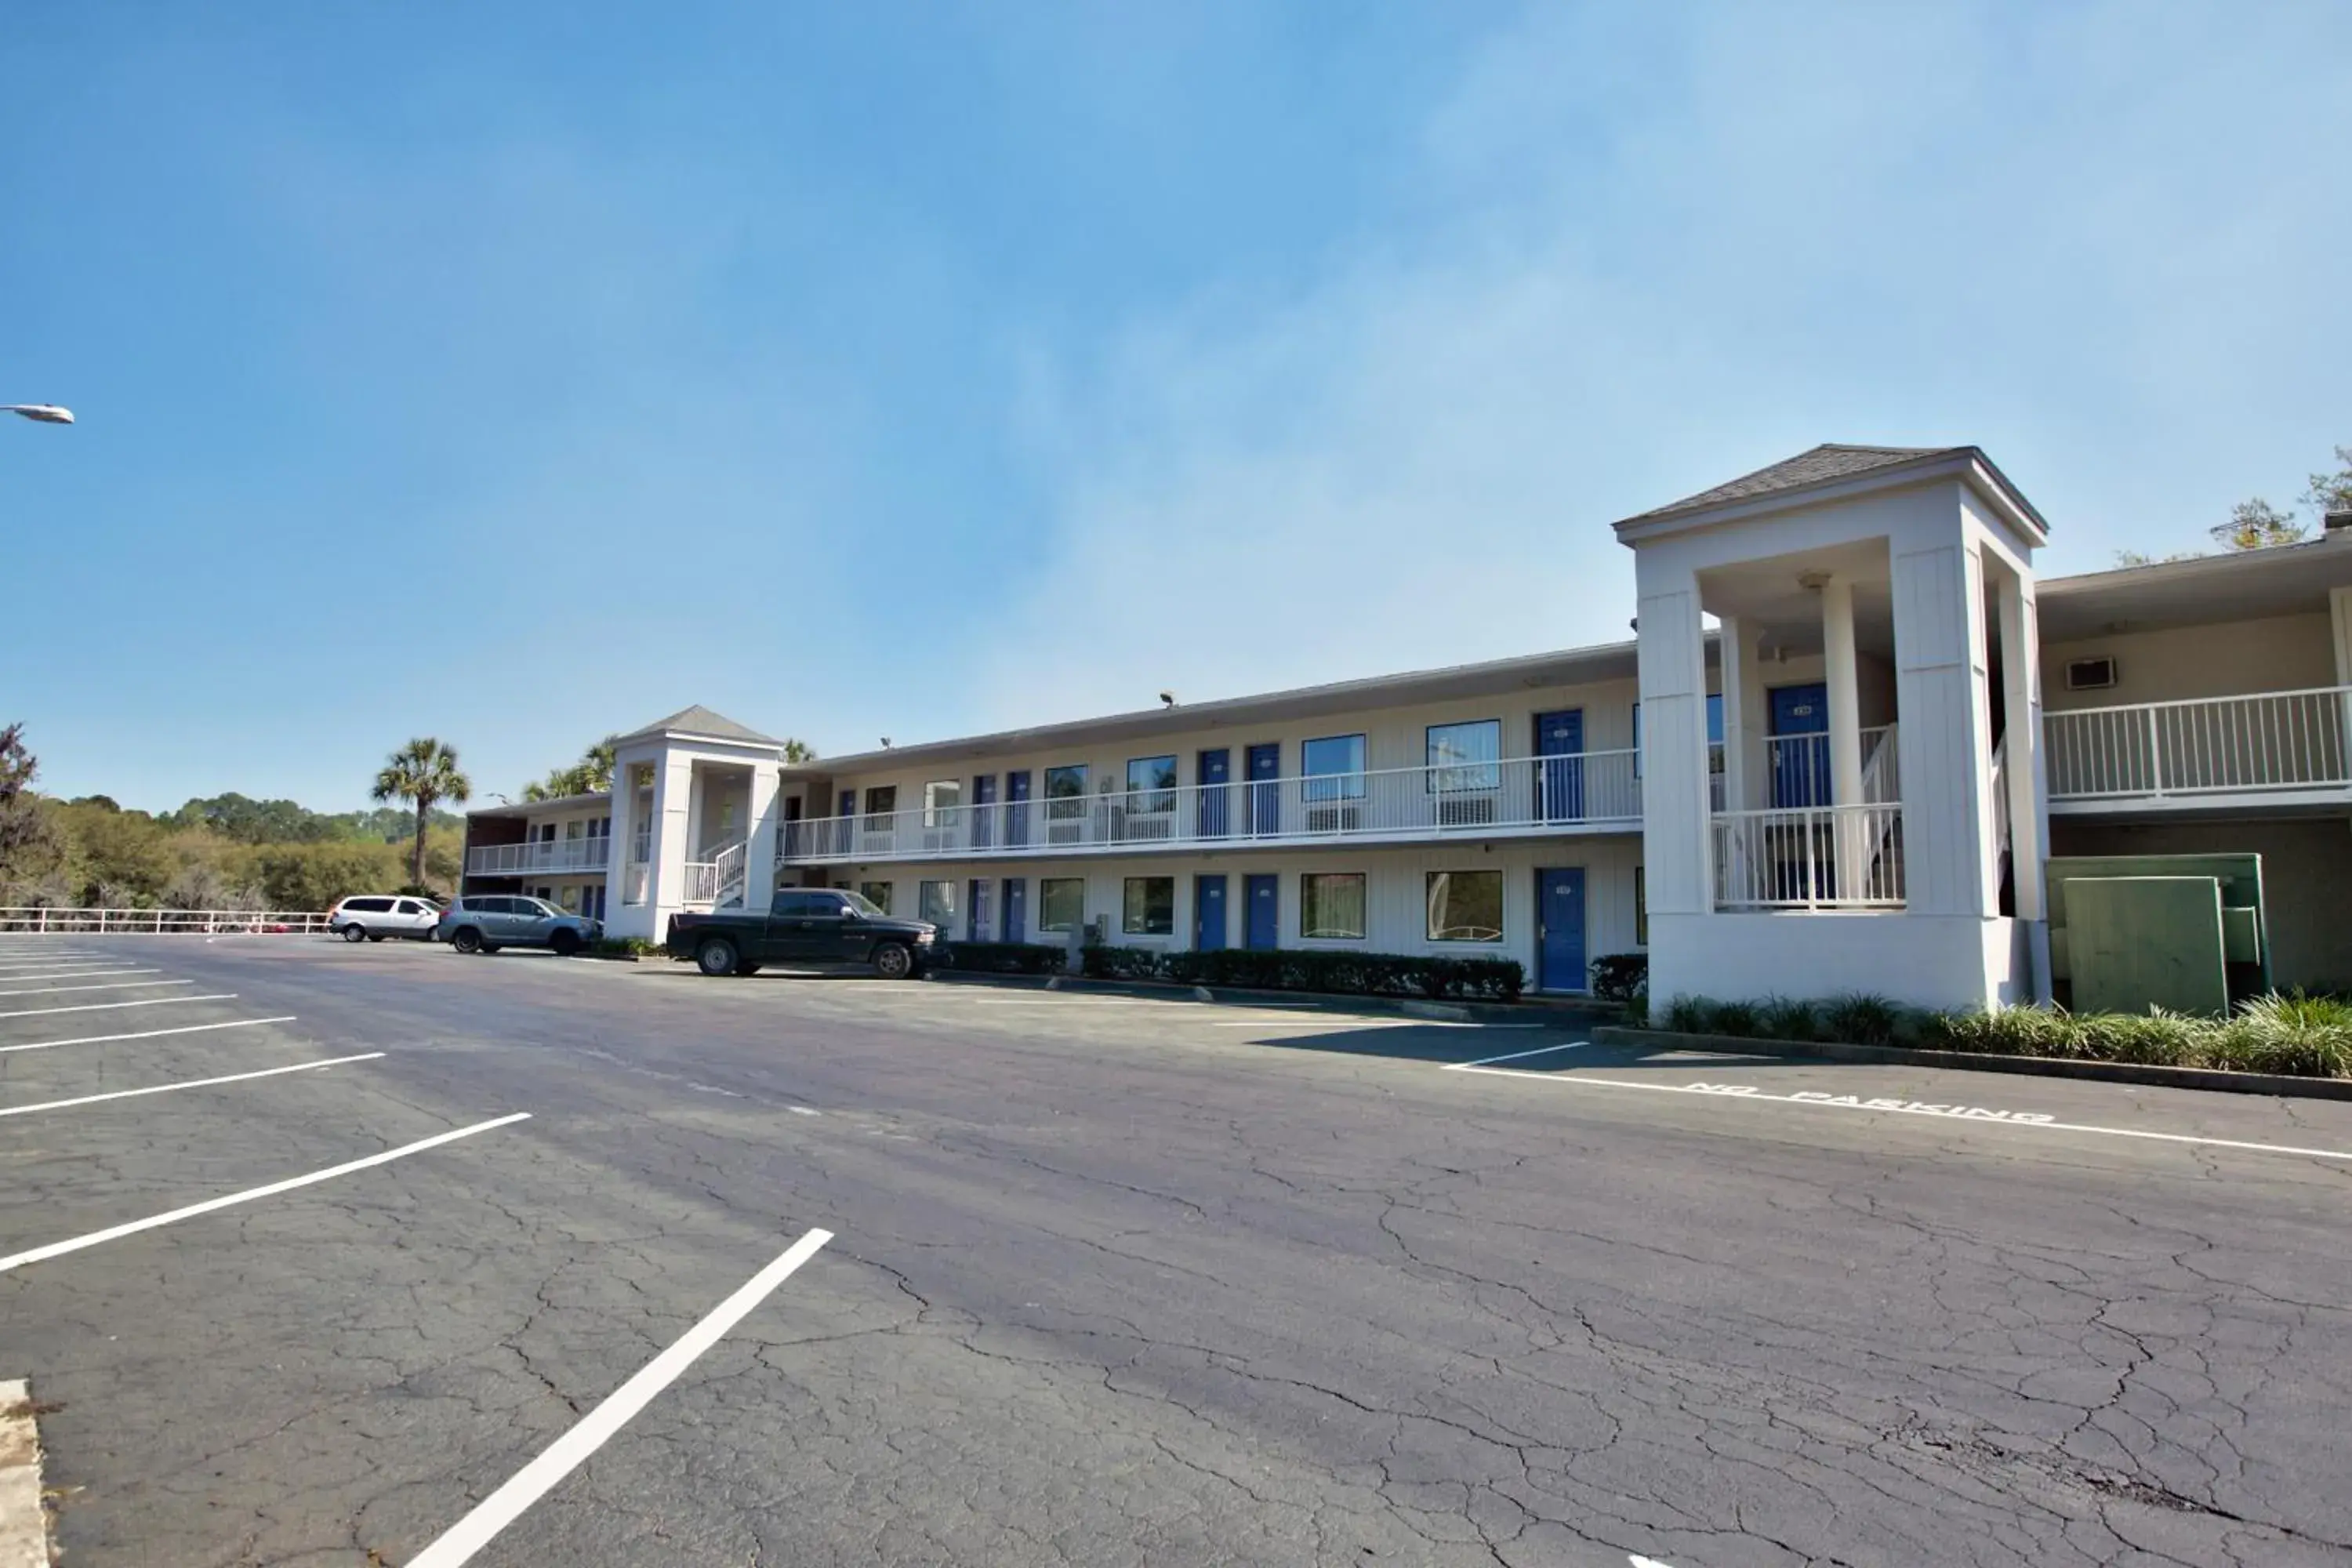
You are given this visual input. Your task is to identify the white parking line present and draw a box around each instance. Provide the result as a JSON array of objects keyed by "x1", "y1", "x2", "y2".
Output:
[
  {"x1": 0, "y1": 1053, "x2": 384, "y2": 1118},
  {"x1": 1212, "y1": 1018, "x2": 1553, "y2": 1030},
  {"x1": 0, "y1": 1112, "x2": 532, "y2": 1273},
  {"x1": 0, "y1": 993, "x2": 234, "y2": 1021},
  {"x1": 1446, "y1": 1064, "x2": 2352, "y2": 1165},
  {"x1": 406, "y1": 1227, "x2": 833, "y2": 1568},
  {"x1": 0, "y1": 965, "x2": 137, "y2": 979},
  {"x1": 0, "y1": 979, "x2": 191, "y2": 999},
  {"x1": 1448, "y1": 1041, "x2": 1590, "y2": 1069},
  {"x1": 0, "y1": 1015, "x2": 298, "y2": 1056}
]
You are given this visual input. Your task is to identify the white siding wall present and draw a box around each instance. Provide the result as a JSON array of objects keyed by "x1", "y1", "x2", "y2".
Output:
[
  {"x1": 806, "y1": 679, "x2": 1651, "y2": 823},
  {"x1": 2041, "y1": 612, "x2": 2338, "y2": 711},
  {"x1": 801, "y1": 839, "x2": 1645, "y2": 991}
]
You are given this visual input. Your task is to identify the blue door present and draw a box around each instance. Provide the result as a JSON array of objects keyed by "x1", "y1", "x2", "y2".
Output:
[
  {"x1": 1243, "y1": 873, "x2": 1279, "y2": 949},
  {"x1": 1197, "y1": 748, "x2": 1232, "y2": 838},
  {"x1": 1246, "y1": 743, "x2": 1281, "y2": 835},
  {"x1": 1195, "y1": 875, "x2": 1229, "y2": 950},
  {"x1": 967, "y1": 879, "x2": 991, "y2": 942},
  {"x1": 1002, "y1": 877, "x2": 1026, "y2": 943},
  {"x1": 1770, "y1": 684, "x2": 1831, "y2": 808},
  {"x1": 1005, "y1": 770, "x2": 1032, "y2": 846},
  {"x1": 1537, "y1": 868, "x2": 1587, "y2": 993},
  {"x1": 1535, "y1": 709, "x2": 1584, "y2": 820},
  {"x1": 971, "y1": 775, "x2": 997, "y2": 848}
]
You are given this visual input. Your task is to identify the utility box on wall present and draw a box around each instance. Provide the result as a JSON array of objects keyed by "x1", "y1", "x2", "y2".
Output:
[{"x1": 2047, "y1": 853, "x2": 2267, "y2": 1014}]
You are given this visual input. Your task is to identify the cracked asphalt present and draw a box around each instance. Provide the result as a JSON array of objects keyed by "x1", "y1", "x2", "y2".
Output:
[{"x1": 3, "y1": 935, "x2": 2351, "y2": 1568}]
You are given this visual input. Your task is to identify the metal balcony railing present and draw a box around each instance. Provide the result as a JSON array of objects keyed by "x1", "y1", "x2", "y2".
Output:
[
  {"x1": 1712, "y1": 803, "x2": 1905, "y2": 911},
  {"x1": 2045, "y1": 687, "x2": 2352, "y2": 803},
  {"x1": 781, "y1": 751, "x2": 1642, "y2": 863},
  {"x1": 464, "y1": 837, "x2": 612, "y2": 877}
]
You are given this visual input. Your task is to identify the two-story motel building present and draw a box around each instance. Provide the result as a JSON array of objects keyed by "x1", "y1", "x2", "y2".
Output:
[{"x1": 462, "y1": 445, "x2": 2352, "y2": 1008}]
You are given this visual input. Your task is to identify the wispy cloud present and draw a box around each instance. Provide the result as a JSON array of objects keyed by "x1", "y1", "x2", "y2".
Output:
[{"x1": 975, "y1": 0, "x2": 2352, "y2": 731}]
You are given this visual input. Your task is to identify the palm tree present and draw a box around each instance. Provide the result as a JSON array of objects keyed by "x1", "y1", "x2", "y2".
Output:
[
  {"x1": 372, "y1": 738, "x2": 471, "y2": 887},
  {"x1": 781, "y1": 738, "x2": 817, "y2": 764},
  {"x1": 522, "y1": 735, "x2": 619, "y2": 801}
]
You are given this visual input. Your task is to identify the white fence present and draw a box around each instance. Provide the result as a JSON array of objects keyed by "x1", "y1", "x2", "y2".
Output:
[
  {"x1": 2045, "y1": 687, "x2": 2352, "y2": 803},
  {"x1": 1711, "y1": 804, "x2": 1905, "y2": 910},
  {"x1": 464, "y1": 837, "x2": 612, "y2": 876},
  {"x1": 781, "y1": 752, "x2": 1643, "y2": 863},
  {"x1": 0, "y1": 907, "x2": 333, "y2": 934}
]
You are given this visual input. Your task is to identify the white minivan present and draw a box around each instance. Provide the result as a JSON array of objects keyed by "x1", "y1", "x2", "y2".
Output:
[{"x1": 327, "y1": 895, "x2": 441, "y2": 943}]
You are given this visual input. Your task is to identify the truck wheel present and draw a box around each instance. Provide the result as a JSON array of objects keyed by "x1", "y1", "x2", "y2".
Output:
[
  {"x1": 871, "y1": 942, "x2": 914, "y2": 980},
  {"x1": 550, "y1": 928, "x2": 583, "y2": 957},
  {"x1": 451, "y1": 927, "x2": 483, "y2": 954},
  {"x1": 697, "y1": 936, "x2": 741, "y2": 977}
]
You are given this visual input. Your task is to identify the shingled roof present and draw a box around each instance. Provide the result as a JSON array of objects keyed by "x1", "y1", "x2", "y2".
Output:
[
  {"x1": 1628, "y1": 444, "x2": 1969, "y2": 523},
  {"x1": 613, "y1": 705, "x2": 779, "y2": 746}
]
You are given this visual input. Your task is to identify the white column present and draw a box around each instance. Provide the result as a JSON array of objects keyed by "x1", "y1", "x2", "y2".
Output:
[
  {"x1": 1718, "y1": 615, "x2": 1747, "y2": 816},
  {"x1": 1998, "y1": 567, "x2": 2053, "y2": 1004},
  {"x1": 644, "y1": 752, "x2": 693, "y2": 917},
  {"x1": 1892, "y1": 539, "x2": 1998, "y2": 918},
  {"x1": 744, "y1": 762, "x2": 782, "y2": 912},
  {"x1": 1822, "y1": 575, "x2": 1864, "y2": 808},
  {"x1": 1635, "y1": 575, "x2": 1713, "y2": 917}
]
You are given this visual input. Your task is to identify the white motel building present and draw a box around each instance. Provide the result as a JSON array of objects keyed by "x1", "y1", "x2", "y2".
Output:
[{"x1": 463, "y1": 445, "x2": 2352, "y2": 1010}]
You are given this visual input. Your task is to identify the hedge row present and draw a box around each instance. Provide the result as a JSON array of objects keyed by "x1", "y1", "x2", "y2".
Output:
[
  {"x1": 1079, "y1": 945, "x2": 1523, "y2": 1001},
  {"x1": 1653, "y1": 990, "x2": 2352, "y2": 1078},
  {"x1": 938, "y1": 942, "x2": 1072, "y2": 975}
]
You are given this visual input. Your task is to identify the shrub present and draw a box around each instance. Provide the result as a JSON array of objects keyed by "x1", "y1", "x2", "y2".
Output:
[
  {"x1": 1706, "y1": 998, "x2": 1760, "y2": 1037},
  {"x1": 1758, "y1": 995, "x2": 1818, "y2": 1042},
  {"x1": 1820, "y1": 993, "x2": 1903, "y2": 1047},
  {"x1": 1588, "y1": 953, "x2": 1649, "y2": 1004},
  {"x1": 945, "y1": 942, "x2": 1069, "y2": 975},
  {"x1": 1661, "y1": 995, "x2": 1709, "y2": 1033},
  {"x1": 2215, "y1": 992, "x2": 2352, "y2": 1078},
  {"x1": 1077, "y1": 946, "x2": 1523, "y2": 1001},
  {"x1": 594, "y1": 935, "x2": 660, "y2": 959},
  {"x1": 2074, "y1": 1009, "x2": 2201, "y2": 1066},
  {"x1": 1624, "y1": 987, "x2": 1649, "y2": 1027}
]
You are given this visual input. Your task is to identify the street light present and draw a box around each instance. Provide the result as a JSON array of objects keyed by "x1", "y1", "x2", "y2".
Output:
[{"x1": 3, "y1": 405, "x2": 73, "y2": 425}]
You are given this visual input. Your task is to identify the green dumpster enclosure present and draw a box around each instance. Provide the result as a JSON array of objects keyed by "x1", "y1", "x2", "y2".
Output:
[{"x1": 2046, "y1": 853, "x2": 2267, "y2": 1016}]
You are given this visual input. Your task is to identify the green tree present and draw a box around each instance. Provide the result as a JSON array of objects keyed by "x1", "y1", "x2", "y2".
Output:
[
  {"x1": 2307, "y1": 444, "x2": 2352, "y2": 518},
  {"x1": 371, "y1": 738, "x2": 472, "y2": 888},
  {"x1": 2210, "y1": 497, "x2": 2306, "y2": 551},
  {"x1": 53, "y1": 800, "x2": 177, "y2": 905},
  {"x1": 523, "y1": 735, "x2": 619, "y2": 801},
  {"x1": 0, "y1": 723, "x2": 65, "y2": 892},
  {"x1": 782, "y1": 738, "x2": 817, "y2": 764},
  {"x1": 233, "y1": 840, "x2": 405, "y2": 910}
]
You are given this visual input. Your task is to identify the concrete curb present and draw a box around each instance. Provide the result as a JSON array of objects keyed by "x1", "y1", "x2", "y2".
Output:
[
  {"x1": 1592, "y1": 1025, "x2": 2352, "y2": 1102},
  {"x1": 926, "y1": 969, "x2": 1611, "y2": 1028},
  {"x1": 0, "y1": 1379, "x2": 50, "y2": 1568}
]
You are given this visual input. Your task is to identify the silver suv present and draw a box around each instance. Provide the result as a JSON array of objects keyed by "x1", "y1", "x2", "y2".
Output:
[
  {"x1": 328, "y1": 895, "x2": 442, "y2": 943},
  {"x1": 434, "y1": 895, "x2": 601, "y2": 956}
]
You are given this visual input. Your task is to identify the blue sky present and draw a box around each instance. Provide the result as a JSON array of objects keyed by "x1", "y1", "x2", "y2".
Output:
[{"x1": 6, "y1": 2, "x2": 2349, "y2": 811}]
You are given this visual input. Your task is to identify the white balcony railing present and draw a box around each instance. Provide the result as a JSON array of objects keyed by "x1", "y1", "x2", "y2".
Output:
[
  {"x1": 2045, "y1": 687, "x2": 2352, "y2": 804},
  {"x1": 1712, "y1": 803, "x2": 1905, "y2": 911},
  {"x1": 782, "y1": 751, "x2": 1642, "y2": 863},
  {"x1": 465, "y1": 837, "x2": 613, "y2": 877},
  {"x1": 683, "y1": 840, "x2": 749, "y2": 906}
]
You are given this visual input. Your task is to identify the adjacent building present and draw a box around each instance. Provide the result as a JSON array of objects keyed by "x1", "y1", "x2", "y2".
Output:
[{"x1": 462, "y1": 444, "x2": 2352, "y2": 1007}]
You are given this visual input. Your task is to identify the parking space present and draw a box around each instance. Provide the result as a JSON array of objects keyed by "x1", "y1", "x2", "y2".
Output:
[{"x1": 6, "y1": 934, "x2": 2352, "y2": 1566}]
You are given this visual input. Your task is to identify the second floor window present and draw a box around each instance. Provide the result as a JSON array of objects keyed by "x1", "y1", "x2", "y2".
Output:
[
  {"x1": 862, "y1": 786, "x2": 897, "y2": 826},
  {"x1": 1426, "y1": 720, "x2": 1501, "y2": 793},
  {"x1": 923, "y1": 780, "x2": 960, "y2": 826},
  {"x1": 1126, "y1": 755, "x2": 1178, "y2": 814},
  {"x1": 1044, "y1": 765, "x2": 1088, "y2": 820},
  {"x1": 1302, "y1": 734, "x2": 1367, "y2": 802}
]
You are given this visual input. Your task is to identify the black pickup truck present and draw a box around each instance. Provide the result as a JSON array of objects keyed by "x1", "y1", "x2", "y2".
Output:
[{"x1": 666, "y1": 887, "x2": 939, "y2": 979}]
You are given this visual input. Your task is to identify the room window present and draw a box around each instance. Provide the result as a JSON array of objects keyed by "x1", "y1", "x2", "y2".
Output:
[
  {"x1": 1039, "y1": 877, "x2": 1086, "y2": 934},
  {"x1": 1044, "y1": 765, "x2": 1089, "y2": 822},
  {"x1": 2065, "y1": 656, "x2": 2118, "y2": 691},
  {"x1": 1425, "y1": 870, "x2": 1503, "y2": 942},
  {"x1": 1301, "y1": 735, "x2": 1367, "y2": 801},
  {"x1": 918, "y1": 880, "x2": 957, "y2": 927},
  {"x1": 1126, "y1": 756, "x2": 1178, "y2": 814},
  {"x1": 862, "y1": 786, "x2": 898, "y2": 827},
  {"x1": 1123, "y1": 877, "x2": 1175, "y2": 935},
  {"x1": 1635, "y1": 866, "x2": 1647, "y2": 946},
  {"x1": 1299, "y1": 873, "x2": 1367, "y2": 939},
  {"x1": 858, "y1": 881, "x2": 894, "y2": 914},
  {"x1": 1426, "y1": 720, "x2": 1501, "y2": 793},
  {"x1": 923, "y1": 780, "x2": 961, "y2": 826}
]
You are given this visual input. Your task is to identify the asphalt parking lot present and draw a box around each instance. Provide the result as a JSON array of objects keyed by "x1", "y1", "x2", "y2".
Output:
[{"x1": 3, "y1": 935, "x2": 2351, "y2": 1567}]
